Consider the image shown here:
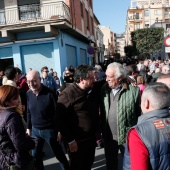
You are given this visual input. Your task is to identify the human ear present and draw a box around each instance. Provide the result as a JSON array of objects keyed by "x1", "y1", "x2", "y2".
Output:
[{"x1": 145, "y1": 99, "x2": 150, "y2": 109}]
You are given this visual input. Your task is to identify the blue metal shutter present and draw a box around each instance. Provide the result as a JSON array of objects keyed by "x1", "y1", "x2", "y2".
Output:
[
  {"x1": 65, "y1": 44, "x2": 77, "y2": 68},
  {"x1": 80, "y1": 48, "x2": 87, "y2": 64},
  {"x1": 21, "y1": 43, "x2": 55, "y2": 73}
]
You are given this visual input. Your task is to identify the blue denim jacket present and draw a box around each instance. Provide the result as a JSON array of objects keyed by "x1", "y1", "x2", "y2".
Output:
[{"x1": 41, "y1": 76, "x2": 59, "y2": 92}]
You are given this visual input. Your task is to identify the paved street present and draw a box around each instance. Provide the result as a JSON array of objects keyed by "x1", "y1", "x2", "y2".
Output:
[{"x1": 43, "y1": 142, "x2": 123, "y2": 170}]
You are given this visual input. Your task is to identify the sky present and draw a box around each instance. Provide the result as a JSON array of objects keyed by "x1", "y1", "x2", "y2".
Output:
[{"x1": 93, "y1": 0, "x2": 130, "y2": 34}]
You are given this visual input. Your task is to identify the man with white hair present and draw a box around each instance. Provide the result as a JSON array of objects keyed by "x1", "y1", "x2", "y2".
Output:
[
  {"x1": 123, "y1": 82, "x2": 170, "y2": 170},
  {"x1": 100, "y1": 62, "x2": 141, "y2": 170},
  {"x1": 94, "y1": 64, "x2": 106, "y2": 81}
]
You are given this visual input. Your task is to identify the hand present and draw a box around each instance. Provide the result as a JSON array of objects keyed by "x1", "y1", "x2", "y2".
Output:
[
  {"x1": 57, "y1": 132, "x2": 62, "y2": 144},
  {"x1": 26, "y1": 129, "x2": 31, "y2": 136},
  {"x1": 69, "y1": 140, "x2": 78, "y2": 152}
]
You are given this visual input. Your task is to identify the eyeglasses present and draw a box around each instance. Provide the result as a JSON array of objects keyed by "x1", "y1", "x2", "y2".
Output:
[
  {"x1": 43, "y1": 70, "x2": 49, "y2": 73},
  {"x1": 27, "y1": 80, "x2": 37, "y2": 84}
]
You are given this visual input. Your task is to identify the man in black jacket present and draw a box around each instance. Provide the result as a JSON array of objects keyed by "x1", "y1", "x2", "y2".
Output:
[
  {"x1": 26, "y1": 70, "x2": 69, "y2": 170},
  {"x1": 57, "y1": 65, "x2": 104, "y2": 170}
]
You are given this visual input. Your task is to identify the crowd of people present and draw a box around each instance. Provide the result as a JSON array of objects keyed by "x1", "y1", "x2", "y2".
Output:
[{"x1": 0, "y1": 57, "x2": 169, "y2": 170}]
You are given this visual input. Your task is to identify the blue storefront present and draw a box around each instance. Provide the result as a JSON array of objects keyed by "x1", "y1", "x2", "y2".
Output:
[{"x1": 0, "y1": 30, "x2": 89, "y2": 80}]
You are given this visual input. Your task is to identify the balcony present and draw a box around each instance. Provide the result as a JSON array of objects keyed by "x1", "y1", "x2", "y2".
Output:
[
  {"x1": 128, "y1": 14, "x2": 142, "y2": 22},
  {"x1": 0, "y1": 1, "x2": 71, "y2": 29}
]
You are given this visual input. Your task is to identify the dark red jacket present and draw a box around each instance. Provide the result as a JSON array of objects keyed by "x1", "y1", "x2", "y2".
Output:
[{"x1": 17, "y1": 75, "x2": 29, "y2": 92}]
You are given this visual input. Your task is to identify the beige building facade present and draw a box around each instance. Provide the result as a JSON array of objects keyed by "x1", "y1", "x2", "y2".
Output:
[
  {"x1": 125, "y1": 0, "x2": 170, "y2": 46},
  {"x1": 115, "y1": 33, "x2": 126, "y2": 57},
  {"x1": 99, "y1": 26, "x2": 114, "y2": 58}
]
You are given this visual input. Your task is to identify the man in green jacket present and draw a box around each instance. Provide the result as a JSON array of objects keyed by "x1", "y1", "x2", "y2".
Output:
[{"x1": 100, "y1": 62, "x2": 141, "y2": 170}]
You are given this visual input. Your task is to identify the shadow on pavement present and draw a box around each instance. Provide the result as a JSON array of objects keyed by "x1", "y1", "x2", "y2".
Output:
[
  {"x1": 92, "y1": 153, "x2": 106, "y2": 170},
  {"x1": 43, "y1": 143, "x2": 123, "y2": 170}
]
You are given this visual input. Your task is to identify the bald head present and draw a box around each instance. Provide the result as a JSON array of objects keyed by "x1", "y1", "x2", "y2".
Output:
[
  {"x1": 26, "y1": 70, "x2": 41, "y2": 92},
  {"x1": 27, "y1": 70, "x2": 40, "y2": 79}
]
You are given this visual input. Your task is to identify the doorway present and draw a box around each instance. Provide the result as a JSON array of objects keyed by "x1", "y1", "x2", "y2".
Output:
[{"x1": 0, "y1": 58, "x2": 14, "y2": 71}]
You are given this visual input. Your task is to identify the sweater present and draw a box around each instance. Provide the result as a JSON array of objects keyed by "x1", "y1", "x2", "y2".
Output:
[
  {"x1": 100, "y1": 81, "x2": 141, "y2": 144},
  {"x1": 27, "y1": 85, "x2": 58, "y2": 130}
]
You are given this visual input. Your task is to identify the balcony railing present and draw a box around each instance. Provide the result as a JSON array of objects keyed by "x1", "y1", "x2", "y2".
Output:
[{"x1": 0, "y1": 1, "x2": 70, "y2": 26}]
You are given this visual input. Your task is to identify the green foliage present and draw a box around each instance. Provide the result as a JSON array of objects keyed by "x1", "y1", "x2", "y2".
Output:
[
  {"x1": 131, "y1": 28, "x2": 164, "y2": 55},
  {"x1": 124, "y1": 45, "x2": 138, "y2": 57}
]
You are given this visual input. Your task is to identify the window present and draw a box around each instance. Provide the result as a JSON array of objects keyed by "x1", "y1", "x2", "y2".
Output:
[
  {"x1": 0, "y1": 0, "x2": 5, "y2": 24},
  {"x1": 18, "y1": 0, "x2": 40, "y2": 20},
  {"x1": 0, "y1": 0, "x2": 4, "y2": 9},
  {"x1": 154, "y1": 10, "x2": 162, "y2": 15},
  {"x1": 91, "y1": 16, "x2": 94, "y2": 34},
  {"x1": 19, "y1": 4, "x2": 40, "y2": 20},
  {"x1": 136, "y1": 22, "x2": 140, "y2": 29},
  {"x1": 80, "y1": 2, "x2": 83, "y2": 18},
  {"x1": 166, "y1": 24, "x2": 170, "y2": 30},
  {"x1": 86, "y1": 10, "x2": 89, "y2": 29},
  {"x1": 89, "y1": 0, "x2": 92, "y2": 7},
  {"x1": 144, "y1": 10, "x2": 149, "y2": 16},
  {"x1": 135, "y1": 13, "x2": 139, "y2": 19},
  {"x1": 145, "y1": 21, "x2": 149, "y2": 27},
  {"x1": 96, "y1": 31, "x2": 98, "y2": 40}
]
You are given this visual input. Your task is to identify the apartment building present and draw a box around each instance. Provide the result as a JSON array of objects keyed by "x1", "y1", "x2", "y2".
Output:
[
  {"x1": 0, "y1": 0, "x2": 97, "y2": 77},
  {"x1": 115, "y1": 33, "x2": 126, "y2": 57},
  {"x1": 125, "y1": 0, "x2": 170, "y2": 46},
  {"x1": 99, "y1": 26, "x2": 114, "y2": 59},
  {"x1": 93, "y1": 14, "x2": 104, "y2": 64}
]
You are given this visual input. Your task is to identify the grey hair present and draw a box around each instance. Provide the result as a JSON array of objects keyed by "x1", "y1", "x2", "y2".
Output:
[
  {"x1": 107, "y1": 62, "x2": 126, "y2": 79},
  {"x1": 95, "y1": 64, "x2": 102, "y2": 71},
  {"x1": 142, "y1": 82, "x2": 170, "y2": 109}
]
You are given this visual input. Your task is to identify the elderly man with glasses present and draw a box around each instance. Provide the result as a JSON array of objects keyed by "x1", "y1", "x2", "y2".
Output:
[
  {"x1": 26, "y1": 70, "x2": 70, "y2": 170},
  {"x1": 41, "y1": 66, "x2": 59, "y2": 93}
]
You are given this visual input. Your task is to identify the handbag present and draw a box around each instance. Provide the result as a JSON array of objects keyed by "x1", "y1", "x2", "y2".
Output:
[{"x1": 0, "y1": 149, "x2": 19, "y2": 170}]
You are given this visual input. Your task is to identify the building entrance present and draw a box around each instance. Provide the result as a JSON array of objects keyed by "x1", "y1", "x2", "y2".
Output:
[{"x1": 0, "y1": 58, "x2": 14, "y2": 71}]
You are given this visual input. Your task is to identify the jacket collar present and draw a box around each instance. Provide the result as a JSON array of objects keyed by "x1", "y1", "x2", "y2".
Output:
[
  {"x1": 104, "y1": 79, "x2": 128, "y2": 93},
  {"x1": 138, "y1": 109, "x2": 170, "y2": 124}
]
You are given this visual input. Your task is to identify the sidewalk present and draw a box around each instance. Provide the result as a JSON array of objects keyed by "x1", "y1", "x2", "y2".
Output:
[{"x1": 43, "y1": 142, "x2": 122, "y2": 170}]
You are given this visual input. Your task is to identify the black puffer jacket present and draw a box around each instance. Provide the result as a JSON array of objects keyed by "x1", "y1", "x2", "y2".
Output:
[{"x1": 0, "y1": 108, "x2": 35, "y2": 170}]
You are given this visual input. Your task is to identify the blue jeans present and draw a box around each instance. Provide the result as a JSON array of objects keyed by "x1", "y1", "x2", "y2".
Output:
[{"x1": 32, "y1": 127, "x2": 69, "y2": 170}]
